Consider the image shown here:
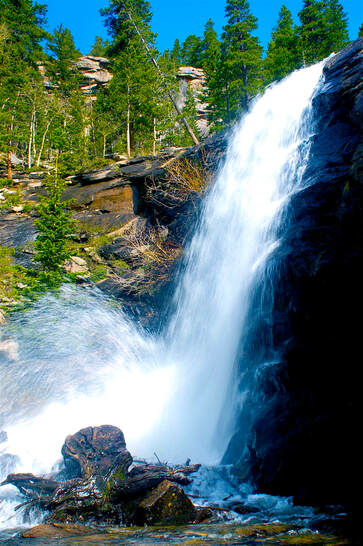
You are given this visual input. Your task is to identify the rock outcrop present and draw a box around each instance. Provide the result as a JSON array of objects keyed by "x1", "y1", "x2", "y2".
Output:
[
  {"x1": 0, "y1": 133, "x2": 228, "y2": 324},
  {"x1": 177, "y1": 66, "x2": 209, "y2": 137},
  {"x1": 37, "y1": 56, "x2": 112, "y2": 98},
  {"x1": 225, "y1": 39, "x2": 363, "y2": 513}
]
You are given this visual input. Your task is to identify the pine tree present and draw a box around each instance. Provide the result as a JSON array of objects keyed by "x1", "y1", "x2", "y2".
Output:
[
  {"x1": 298, "y1": 0, "x2": 327, "y2": 65},
  {"x1": 264, "y1": 5, "x2": 301, "y2": 83},
  {"x1": 0, "y1": 1, "x2": 48, "y2": 176},
  {"x1": 100, "y1": 0, "x2": 159, "y2": 156},
  {"x1": 47, "y1": 25, "x2": 81, "y2": 95},
  {"x1": 359, "y1": 23, "x2": 363, "y2": 38},
  {"x1": 324, "y1": 0, "x2": 349, "y2": 53},
  {"x1": 90, "y1": 36, "x2": 110, "y2": 56},
  {"x1": 221, "y1": 0, "x2": 263, "y2": 117},
  {"x1": 0, "y1": 0, "x2": 48, "y2": 66},
  {"x1": 34, "y1": 162, "x2": 74, "y2": 284},
  {"x1": 171, "y1": 38, "x2": 182, "y2": 64},
  {"x1": 298, "y1": 0, "x2": 349, "y2": 65},
  {"x1": 201, "y1": 19, "x2": 221, "y2": 75},
  {"x1": 180, "y1": 35, "x2": 203, "y2": 66},
  {"x1": 101, "y1": 0, "x2": 155, "y2": 56}
]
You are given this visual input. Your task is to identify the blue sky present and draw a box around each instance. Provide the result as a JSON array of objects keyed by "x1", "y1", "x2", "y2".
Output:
[{"x1": 44, "y1": 0, "x2": 362, "y2": 55}]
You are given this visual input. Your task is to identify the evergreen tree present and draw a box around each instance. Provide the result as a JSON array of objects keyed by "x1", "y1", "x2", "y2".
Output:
[
  {"x1": 221, "y1": 0, "x2": 263, "y2": 117},
  {"x1": 34, "y1": 162, "x2": 74, "y2": 284},
  {"x1": 298, "y1": 0, "x2": 327, "y2": 65},
  {"x1": 324, "y1": 0, "x2": 349, "y2": 53},
  {"x1": 100, "y1": 0, "x2": 159, "y2": 155},
  {"x1": 298, "y1": 0, "x2": 349, "y2": 65},
  {"x1": 47, "y1": 25, "x2": 81, "y2": 95},
  {"x1": 180, "y1": 34, "x2": 203, "y2": 66},
  {"x1": 201, "y1": 19, "x2": 221, "y2": 75},
  {"x1": 359, "y1": 23, "x2": 363, "y2": 38},
  {"x1": 171, "y1": 38, "x2": 181, "y2": 64},
  {"x1": 264, "y1": 5, "x2": 301, "y2": 83},
  {"x1": 0, "y1": 1, "x2": 48, "y2": 176},
  {"x1": 0, "y1": 0, "x2": 48, "y2": 66},
  {"x1": 90, "y1": 35, "x2": 110, "y2": 56},
  {"x1": 101, "y1": 0, "x2": 155, "y2": 56}
]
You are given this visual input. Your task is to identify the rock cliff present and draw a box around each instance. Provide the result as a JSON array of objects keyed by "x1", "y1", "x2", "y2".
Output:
[{"x1": 224, "y1": 39, "x2": 363, "y2": 513}]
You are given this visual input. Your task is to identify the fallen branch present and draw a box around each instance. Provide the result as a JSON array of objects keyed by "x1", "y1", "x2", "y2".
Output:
[{"x1": 107, "y1": 464, "x2": 200, "y2": 503}]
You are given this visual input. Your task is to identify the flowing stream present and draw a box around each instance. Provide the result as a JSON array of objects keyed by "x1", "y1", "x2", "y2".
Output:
[{"x1": 0, "y1": 62, "x2": 325, "y2": 531}]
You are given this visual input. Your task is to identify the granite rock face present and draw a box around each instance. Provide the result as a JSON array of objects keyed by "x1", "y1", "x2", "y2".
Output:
[{"x1": 225, "y1": 39, "x2": 363, "y2": 512}]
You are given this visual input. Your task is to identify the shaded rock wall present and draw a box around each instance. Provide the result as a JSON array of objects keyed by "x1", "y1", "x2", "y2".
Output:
[{"x1": 225, "y1": 39, "x2": 363, "y2": 512}]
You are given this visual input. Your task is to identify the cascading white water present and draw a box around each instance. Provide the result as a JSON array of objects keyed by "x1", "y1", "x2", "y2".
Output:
[{"x1": 0, "y1": 62, "x2": 324, "y2": 528}]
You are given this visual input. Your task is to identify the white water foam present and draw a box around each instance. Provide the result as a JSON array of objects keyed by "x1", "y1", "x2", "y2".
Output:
[{"x1": 0, "y1": 61, "x2": 324, "y2": 526}]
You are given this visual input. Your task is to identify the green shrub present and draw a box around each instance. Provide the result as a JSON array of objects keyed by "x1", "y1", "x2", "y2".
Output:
[{"x1": 34, "y1": 164, "x2": 74, "y2": 283}]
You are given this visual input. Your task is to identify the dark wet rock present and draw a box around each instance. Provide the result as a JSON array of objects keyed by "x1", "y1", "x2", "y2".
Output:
[
  {"x1": 225, "y1": 39, "x2": 363, "y2": 513},
  {"x1": 195, "y1": 507, "x2": 214, "y2": 523},
  {"x1": 22, "y1": 523, "x2": 99, "y2": 538},
  {"x1": 61, "y1": 425, "x2": 132, "y2": 480},
  {"x1": 136, "y1": 479, "x2": 197, "y2": 525},
  {"x1": 227, "y1": 502, "x2": 260, "y2": 515}
]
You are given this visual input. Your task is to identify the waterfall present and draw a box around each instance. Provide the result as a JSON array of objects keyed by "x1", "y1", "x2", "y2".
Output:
[{"x1": 0, "y1": 62, "x2": 324, "y2": 527}]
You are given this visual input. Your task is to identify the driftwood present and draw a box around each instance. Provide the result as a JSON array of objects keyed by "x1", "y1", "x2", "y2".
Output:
[
  {"x1": 107, "y1": 464, "x2": 201, "y2": 502},
  {"x1": 1, "y1": 473, "x2": 61, "y2": 498}
]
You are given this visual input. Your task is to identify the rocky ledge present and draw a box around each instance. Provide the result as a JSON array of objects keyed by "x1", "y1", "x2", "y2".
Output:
[{"x1": 0, "y1": 132, "x2": 228, "y2": 325}]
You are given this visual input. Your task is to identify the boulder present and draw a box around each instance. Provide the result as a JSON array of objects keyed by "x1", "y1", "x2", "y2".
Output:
[
  {"x1": 136, "y1": 479, "x2": 197, "y2": 526},
  {"x1": 63, "y1": 256, "x2": 89, "y2": 274},
  {"x1": 61, "y1": 425, "x2": 132, "y2": 480}
]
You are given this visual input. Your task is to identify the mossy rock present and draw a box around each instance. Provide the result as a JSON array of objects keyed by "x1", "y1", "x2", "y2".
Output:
[{"x1": 136, "y1": 479, "x2": 197, "y2": 526}]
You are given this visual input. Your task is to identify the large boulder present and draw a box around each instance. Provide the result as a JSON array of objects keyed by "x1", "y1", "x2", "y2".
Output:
[{"x1": 61, "y1": 425, "x2": 132, "y2": 480}]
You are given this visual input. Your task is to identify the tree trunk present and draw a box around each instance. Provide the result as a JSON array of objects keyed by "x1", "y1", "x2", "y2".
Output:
[
  {"x1": 7, "y1": 149, "x2": 12, "y2": 180},
  {"x1": 36, "y1": 119, "x2": 52, "y2": 167},
  {"x1": 28, "y1": 117, "x2": 33, "y2": 169},
  {"x1": 153, "y1": 117, "x2": 157, "y2": 155},
  {"x1": 126, "y1": 88, "x2": 131, "y2": 158}
]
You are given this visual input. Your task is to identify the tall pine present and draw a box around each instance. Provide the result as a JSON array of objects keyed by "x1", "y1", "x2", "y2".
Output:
[
  {"x1": 46, "y1": 25, "x2": 81, "y2": 95},
  {"x1": 220, "y1": 0, "x2": 263, "y2": 118},
  {"x1": 324, "y1": 0, "x2": 349, "y2": 54},
  {"x1": 298, "y1": 0, "x2": 349, "y2": 65},
  {"x1": 264, "y1": 5, "x2": 301, "y2": 83},
  {"x1": 201, "y1": 19, "x2": 221, "y2": 75},
  {"x1": 100, "y1": 0, "x2": 159, "y2": 156}
]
